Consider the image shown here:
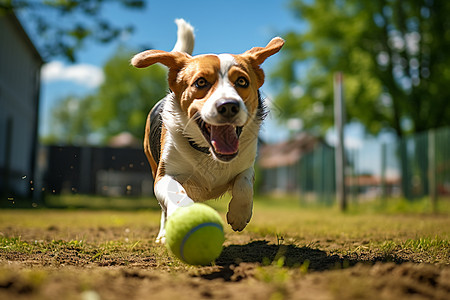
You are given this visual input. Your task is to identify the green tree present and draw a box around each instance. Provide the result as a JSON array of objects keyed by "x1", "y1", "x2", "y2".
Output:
[
  {"x1": 44, "y1": 94, "x2": 96, "y2": 145},
  {"x1": 0, "y1": 0, "x2": 145, "y2": 61},
  {"x1": 47, "y1": 48, "x2": 168, "y2": 145},
  {"x1": 273, "y1": 0, "x2": 450, "y2": 138}
]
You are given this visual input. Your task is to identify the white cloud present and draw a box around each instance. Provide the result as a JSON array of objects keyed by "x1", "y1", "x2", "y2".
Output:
[
  {"x1": 344, "y1": 136, "x2": 363, "y2": 150},
  {"x1": 326, "y1": 133, "x2": 363, "y2": 150},
  {"x1": 290, "y1": 85, "x2": 304, "y2": 98},
  {"x1": 41, "y1": 61, "x2": 105, "y2": 88}
]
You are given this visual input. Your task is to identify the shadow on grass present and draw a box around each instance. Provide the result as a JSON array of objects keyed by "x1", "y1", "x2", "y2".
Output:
[
  {"x1": 202, "y1": 240, "x2": 407, "y2": 281},
  {"x1": 217, "y1": 240, "x2": 344, "y2": 270}
]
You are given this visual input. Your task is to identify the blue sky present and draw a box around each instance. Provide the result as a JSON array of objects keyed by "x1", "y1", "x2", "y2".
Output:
[
  {"x1": 34, "y1": 0, "x2": 301, "y2": 142},
  {"x1": 19, "y1": 0, "x2": 393, "y2": 176}
]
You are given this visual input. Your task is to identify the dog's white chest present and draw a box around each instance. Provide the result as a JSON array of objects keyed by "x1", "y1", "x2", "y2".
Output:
[
  {"x1": 163, "y1": 131, "x2": 257, "y2": 201},
  {"x1": 166, "y1": 151, "x2": 244, "y2": 201}
]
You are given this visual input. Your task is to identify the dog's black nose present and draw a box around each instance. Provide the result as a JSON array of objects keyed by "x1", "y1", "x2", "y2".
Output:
[{"x1": 216, "y1": 100, "x2": 240, "y2": 118}]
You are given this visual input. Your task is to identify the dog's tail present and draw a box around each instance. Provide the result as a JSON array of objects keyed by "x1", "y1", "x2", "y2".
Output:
[{"x1": 171, "y1": 19, "x2": 195, "y2": 55}]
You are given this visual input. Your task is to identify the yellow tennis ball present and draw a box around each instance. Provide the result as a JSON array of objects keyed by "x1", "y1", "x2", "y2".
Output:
[{"x1": 165, "y1": 203, "x2": 224, "y2": 265}]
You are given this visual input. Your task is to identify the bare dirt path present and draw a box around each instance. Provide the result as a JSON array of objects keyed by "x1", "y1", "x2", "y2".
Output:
[{"x1": 0, "y1": 207, "x2": 449, "y2": 299}]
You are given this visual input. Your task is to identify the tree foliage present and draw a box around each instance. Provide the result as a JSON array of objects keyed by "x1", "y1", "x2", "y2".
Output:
[
  {"x1": 273, "y1": 0, "x2": 450, "y2": 137},
  {"x1": 45, "y1": 48, "x2": 168, "y2": 145},
  {"x1": 0, "y1": 0, "x2": 145, "y2": 62},
  {"x1": 44, "y1": 94, "x2": 96, "y2": 145}
]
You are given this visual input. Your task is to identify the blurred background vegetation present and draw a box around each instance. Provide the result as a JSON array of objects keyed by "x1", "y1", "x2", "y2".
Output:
[
  {"x1": 1, "y1": 0, "x2": 145, "y2": 62},
  {"x1": 2, "y1": 0, "x2": 449, "y2": 210},
  {"x1": 42, "y1": 49, "x2": 168, "y2": 145},
  {"x1": 35, "y1": 0, "x2": 450, "y2": 144},
  {"x1": 273, "y1": 0, "x2": 450, "y2": 137}
]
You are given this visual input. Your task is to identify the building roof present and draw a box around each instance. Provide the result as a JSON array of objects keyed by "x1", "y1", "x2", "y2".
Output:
[
  {"x1": 4, "y1": 11, "x2": 44, "y2": 64},
  {"x1": 108, "y1": 132, "x2": 141, "y2": 148},
  {"x1": 258, "y1": 133, "x2": 322, "y2": 168},
  {"x1": 345, "y1": 174, "x2": 400, "y2": 186}
]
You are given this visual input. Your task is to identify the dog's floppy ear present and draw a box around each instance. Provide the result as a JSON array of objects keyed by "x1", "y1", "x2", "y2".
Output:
[
  {"x1": 131, "y1": 50, "x2": 190, "y2": 70},
  {"x1": 239, "y1": 37, "x2": 284, "y2": 88},
  {"x1": 132, "y1": 50, "x2": 191, "y2": 94},
  {"x1": 242, "y1": 37, "x2": 285, "y2": 66}
]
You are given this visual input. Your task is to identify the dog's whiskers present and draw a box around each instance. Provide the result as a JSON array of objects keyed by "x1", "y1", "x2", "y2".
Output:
[{"x1": 183, "y1": 113, "x2": 202, "y2": 135}]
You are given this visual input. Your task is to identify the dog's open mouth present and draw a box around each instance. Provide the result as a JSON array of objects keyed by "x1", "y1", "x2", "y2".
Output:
[{"x1": 197, "y1": 119, "x2": 243, "y2": 162}]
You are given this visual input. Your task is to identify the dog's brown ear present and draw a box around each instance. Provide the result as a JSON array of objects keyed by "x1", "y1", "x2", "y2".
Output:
[
  {"x1": 131, "y1": 50, "x2": 190, "y2": 70},
  {"x1": 239, "y1": 37, "x2": 284, "y2": 88},
  {"x1": 242, "y1": 37, "x2": 285, "y2": 66}
]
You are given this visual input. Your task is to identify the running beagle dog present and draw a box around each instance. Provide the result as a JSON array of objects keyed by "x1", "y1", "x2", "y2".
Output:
[{"x1": 132, "y1": 19, "x2": 284, "y2": 243}]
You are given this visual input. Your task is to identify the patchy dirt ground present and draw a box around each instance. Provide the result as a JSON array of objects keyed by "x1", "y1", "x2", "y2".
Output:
[{"x1": 0, "y1": 207, "x2": 449, "y2": 300}]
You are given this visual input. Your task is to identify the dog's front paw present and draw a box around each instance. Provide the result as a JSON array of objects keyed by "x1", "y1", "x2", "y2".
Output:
[
  {"x1": 155, "y1": 229, "x2": 166, "y2": 244},
  {"x1": 226, "y1": 202, "x2": 252, "y2": 231}
]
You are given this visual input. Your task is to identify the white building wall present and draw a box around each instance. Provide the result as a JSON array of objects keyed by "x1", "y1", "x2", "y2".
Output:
[{"x1": 0, "y1": 14, "x2": 42, "y2": 197}]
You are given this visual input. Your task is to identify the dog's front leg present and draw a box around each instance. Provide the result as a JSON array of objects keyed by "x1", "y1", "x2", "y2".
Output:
[
  {"x1": 227, "y1": 167, "x2": 254, "y2": 231},
  {"x1": 154, "y1": 175, "x2": 194, "y2": 243}
]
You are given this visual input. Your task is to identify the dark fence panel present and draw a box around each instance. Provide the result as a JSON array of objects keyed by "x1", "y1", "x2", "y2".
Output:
[{"x1": 40, "y1": 145, "x2": 153, "y2": 197}]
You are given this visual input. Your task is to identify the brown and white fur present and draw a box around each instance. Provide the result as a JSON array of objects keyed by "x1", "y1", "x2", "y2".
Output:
[{"x1": 132, "y1": 19, "x2": 284, "y2": 243}]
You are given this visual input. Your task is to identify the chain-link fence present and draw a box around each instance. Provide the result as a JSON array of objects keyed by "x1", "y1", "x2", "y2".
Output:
[
  {"x1": 260, "y1": 127, "x2": 450, "y2": 208},
  {"x1": 333, "y1": 127, "x2": 448, "y2": 206}
]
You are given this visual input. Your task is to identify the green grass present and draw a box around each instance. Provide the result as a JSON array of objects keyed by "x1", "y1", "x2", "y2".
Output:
[
  {"x1": 43, "y1": 194, "x2": 161, "y2": 210},
  {"x1": 1, "y1": 195, "x2": 449, "y2": 260},
  {"x1": 402, "y1": 236, "x2": 450, "y2": 252},
  {"x1": 5, "y1": 195, "x2": 448, "y2": 265},
  {"x1": 0, "y1": 209, "x2": 161, "y2": 229},
  {"x1": 345, "y1": 196, "x2": 450, "y2": 214},
  {"x1": 24, "y1": 192, "x2": 450, "y2": 216},
  {"x1": 0, "y1": 237, "x2": 35, "y2": 253},
  {"x1": 0, "y1": 196, "x2": 449, "y2": 299}
]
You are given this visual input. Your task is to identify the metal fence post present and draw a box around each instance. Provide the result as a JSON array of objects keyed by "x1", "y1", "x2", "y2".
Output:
[
  {"x1": 381, "y1": 143, "x2": 387, "y2": 202},
  {"x1": 428, "y1": 130, "x2": 437, "y2": 212},
  {"x1": 334, "y1": 72, "x2": 347, "y2": 211}
]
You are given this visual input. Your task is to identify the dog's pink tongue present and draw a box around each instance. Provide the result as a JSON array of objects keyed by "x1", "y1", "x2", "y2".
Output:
[{"x1": 210, "y1": 125, "x2": 239, "y2": 155}]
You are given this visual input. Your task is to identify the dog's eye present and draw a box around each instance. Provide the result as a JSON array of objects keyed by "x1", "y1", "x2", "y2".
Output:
[
  {"x1": 194, "y1": 77, "x2": 209, "y2": 89},
  {"x1": 235, "y1": 77, "x2": 249, "y2": 88}
]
